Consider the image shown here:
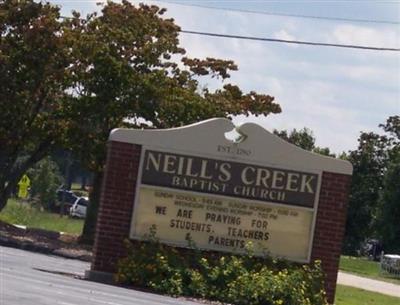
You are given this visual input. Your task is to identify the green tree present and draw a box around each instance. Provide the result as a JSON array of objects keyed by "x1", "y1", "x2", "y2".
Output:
[
  {"x1": 343, "y1": 132, "x2": 388, "y2": 254},
  {"x1": 376, "y1": 116, "x2": 400, "y2": 253},
  {"x1": 273, "y1": 127, "x2": 315, "y2": 151},
  {"x1": 64, "y1": 1, "x2": 281, "y2": 243},
  {"x1": 377, "y1": 161, "x2": 400, "y2": 253},
  {"x1": 273, "y1": 127, "x2": 335, "y2": 156},
  {"x1": 313, "y1": 146, "x2": 336, "y2": 158},
  {"x1": 343, "y1": 116, "x2": 399, "y2": 254},
  {"x1": 27, "y1": 157, "x2": 63, "y2": 210},
  {"x1": 0, "y1": 0, "x2": 73, "y2": 211},
  {"x1": 0, "y1": 1, "x2": 281, "y2": 242}
]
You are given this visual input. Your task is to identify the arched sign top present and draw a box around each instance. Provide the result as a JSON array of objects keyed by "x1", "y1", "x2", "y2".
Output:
[{"x1": 109, "y1": 118, "x2": 352, "y2": 175}]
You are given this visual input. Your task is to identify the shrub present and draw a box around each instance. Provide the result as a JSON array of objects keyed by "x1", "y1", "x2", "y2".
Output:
[
  {"x1": 27, "y1": 157, "x2": 63, "y2": 210},
  {"x1": 116, "y1": 229, "x2": 328, "y2": 305}
]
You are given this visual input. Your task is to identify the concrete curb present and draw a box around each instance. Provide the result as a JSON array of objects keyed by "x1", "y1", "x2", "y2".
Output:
[
  {"x1": 25, "y1": 227, "x2": 61, "y2": 240},
  {"x1": 53, "y1": 248, "x2": 92, "y2": 261},
  {"x1": 0, "y1": 234, "x2": 92, "y2": 262},
  {"x1": 85, "y1": 270, "x2": 115, "y2": 284},
  {"x1": 0, "y1": 235, "x2": 54, "y2": 255}
]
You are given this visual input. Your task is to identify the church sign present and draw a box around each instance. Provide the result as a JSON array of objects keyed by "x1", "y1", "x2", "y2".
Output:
[
  {"x1": 132, "y1": 149, "x2": 321, "y2": 262},
  {"x1": 87, "y1": 118, "x2": 353, "y2": 304}
]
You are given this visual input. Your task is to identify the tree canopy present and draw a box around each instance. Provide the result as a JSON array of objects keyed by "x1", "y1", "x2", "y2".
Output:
[
  {"x1": 63, "y1": 1, "x2": 281, "y2": 171},
  {"x1": 343, "y1": 116, "x2": 399, "y2": 254},
  {"x1": 273, "y1": 127, "x2": 335, "y2": 157},
  {"x1": 64, "y1": 1, "x2": 281, "y2": 241},
  {"x1": 377, "y1": 160, "x2": 400, "y2": 253},
  {"x1": 0, "y1": 0, "x2": 281, "y2": 243},
  {"x1": 0, "y1": 0, "x2": 73, "y2": 210}
]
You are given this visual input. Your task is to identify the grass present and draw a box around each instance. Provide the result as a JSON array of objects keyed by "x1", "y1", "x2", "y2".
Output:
[
  {"x1": 0, "y1": 198, "x2": 84, "y2": 235},
  {"x1": 340, "y1": 256, "x2": 400, "y2": 284},
  {"x1": 335, "y1": 285, "x2": 400, "y2": 305}
]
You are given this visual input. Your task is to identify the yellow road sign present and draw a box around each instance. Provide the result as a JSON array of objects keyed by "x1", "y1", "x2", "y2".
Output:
[
  {"x1": 17, "y1": 174, "x2": 31, "y2": 199},
  {"x1": 18, "y1": 186, "x2": 29, "y2": 199},
  {"x1": 18, "y1": 174, "x2": 30, "y2": 187}
]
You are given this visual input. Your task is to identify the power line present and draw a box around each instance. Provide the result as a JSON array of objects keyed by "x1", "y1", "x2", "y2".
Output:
[
  {"x1": 154, "y1": 0, "x2": 400, "y2": 25},
  {"x1": 181, "y1": 30, "x2": 400, "y2": 52},
  {"x1": 59, "y1": 15, "x2": 400, "y2": 52}
]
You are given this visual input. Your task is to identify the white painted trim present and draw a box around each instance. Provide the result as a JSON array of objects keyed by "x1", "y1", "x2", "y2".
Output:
[{"x1": 110, "y1": 118, "x2": 353, "y2": 175}]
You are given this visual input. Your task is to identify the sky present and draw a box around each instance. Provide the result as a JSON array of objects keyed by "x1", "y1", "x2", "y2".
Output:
[{"x1": 53, "y1": 0, "x2": 400, "y2": 154}]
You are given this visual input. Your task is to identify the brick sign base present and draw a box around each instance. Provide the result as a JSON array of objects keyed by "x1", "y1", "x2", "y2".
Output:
[{"x1": 86, "y1": 119, "x2": 352, "y2": 304}]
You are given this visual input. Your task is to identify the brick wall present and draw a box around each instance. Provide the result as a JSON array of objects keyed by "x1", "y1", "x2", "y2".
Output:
[
  {"x1": 91, "y1": 141, "x2": 142, "y2": 273},
  {"x1": 91, "y1": 140, "x2": 352, "y2": 304},
  {"x1": 311, "y1": 172, "x2": 352, "y2": 304}
]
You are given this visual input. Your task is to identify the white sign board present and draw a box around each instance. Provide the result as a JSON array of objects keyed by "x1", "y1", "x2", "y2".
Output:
[{"x1": 109, "y1": 118, "x2": 352, "y2": 263}]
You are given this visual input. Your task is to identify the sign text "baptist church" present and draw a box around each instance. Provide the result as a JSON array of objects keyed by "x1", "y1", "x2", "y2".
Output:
[{"x1": 142, "y1": 150, "x2": 319, "y2": 208}]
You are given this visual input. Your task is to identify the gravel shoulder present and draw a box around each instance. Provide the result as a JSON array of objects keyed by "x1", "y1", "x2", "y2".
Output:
[{"x1": 0, "y1": 220, "x2": 92, "y2": 261}]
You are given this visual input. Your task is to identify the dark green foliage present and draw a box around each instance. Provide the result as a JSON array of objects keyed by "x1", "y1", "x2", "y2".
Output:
[
  {"x1": 0, "y1": 0, "x2": 281, "y2": 242},
  {"x1": 273, "y1": 128, "x2": 335, "y2": 157},
  {"x1": 343, "y1": 116, "x2": 399, "y2": 254},
  {"x1": 377, "y1": 161, "x2": 400, "y2": 253},
  {"x1": 65, "y1": 1, "x2": 281, "y2": 243},
  {"x1": 116, "y1": 231, "x2": 328, "y2": 305},
  {"x1": 313, "y1": 147, "x2": 336, "y2": 157},
  {"x1": 343, "y1": 132, "x2": 389, "y2": 254},
  {"x1": 274, "y1": 128, "x2": 315, "y2": 151},
  {"x1": 0, "y1": 0, "x2": 72, "y2": 211},
  {"x1": 27, "y1": 157, "x2": 63, "y2": 210}
]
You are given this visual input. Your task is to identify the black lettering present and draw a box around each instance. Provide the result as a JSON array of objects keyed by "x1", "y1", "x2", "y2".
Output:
[
  {"x1": 155, "y1": 206, "x2": 167, "y2": 215},
  {"x1": 176, "y1": 209, "x2": 193, "y2": 218}
]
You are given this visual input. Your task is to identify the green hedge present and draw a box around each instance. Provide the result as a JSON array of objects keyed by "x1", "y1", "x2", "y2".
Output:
[{"x1": 116, "y1": 232, "x2": 328, "y2": 305}]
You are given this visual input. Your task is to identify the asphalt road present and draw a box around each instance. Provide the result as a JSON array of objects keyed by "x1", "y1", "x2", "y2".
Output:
[{"x1": 0, "y1": 246, "x2": 203, "y2": 305}]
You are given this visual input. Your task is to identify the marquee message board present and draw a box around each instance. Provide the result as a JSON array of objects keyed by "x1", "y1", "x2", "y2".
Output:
[
  {"x1": 131, "y1": 149, "x2": 321, "y2": 262},
  {"x1": 89, "y1": 118, "x2": 352, "y2": 304}
]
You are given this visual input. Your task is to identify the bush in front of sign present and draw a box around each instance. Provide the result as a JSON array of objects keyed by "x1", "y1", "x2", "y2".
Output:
[
  {"x1": 185, "y1": 257, "x2": 327, "y2": 305},
  {"x1": 115, "y1": 234, "x2": 328, "y2": 305},
  {"x1": 116, "y1": 226, "x2": 188, "y2": 296}
]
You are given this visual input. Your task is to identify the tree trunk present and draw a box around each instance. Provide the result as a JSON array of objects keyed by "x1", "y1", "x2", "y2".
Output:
[
  {"x1": 80, "y1": 174, "x2": 87, "y2": 190},
  {"x1": 0, "y1": 189, "x2": 11, "y2": 212},
  {"x1": 0, "y1": 171, "x2": 25, "y2": 212},
  {"x1": 79, "y1": 171, "x2": 103, "y2": 245}
]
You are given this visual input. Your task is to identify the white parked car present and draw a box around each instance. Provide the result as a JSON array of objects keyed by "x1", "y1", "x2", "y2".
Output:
[{"x1": 69, "y1": 197, "x2": 89, "y2": 218}]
